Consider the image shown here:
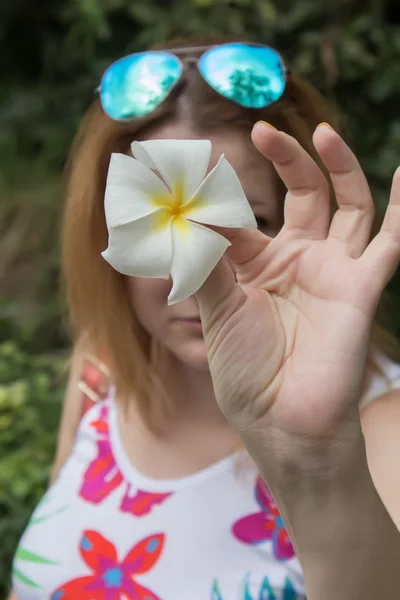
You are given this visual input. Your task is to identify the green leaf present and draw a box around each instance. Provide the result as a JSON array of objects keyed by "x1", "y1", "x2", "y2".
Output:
[
  {"x1": 256, "y1": 0, "x2": 276, "y2": 23},
  {"x1": 30, "y1": 505, "x2": 69, "y2": 526},
  {"x1": 15, "y1": 547, "x2": 57, "y2": 565},
  {"x1": 11, "y1": 568, "x2": 41, "y2": 589}
]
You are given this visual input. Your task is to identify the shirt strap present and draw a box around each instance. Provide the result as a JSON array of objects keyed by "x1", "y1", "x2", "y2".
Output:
[{"x1": 78, "y1": 353, "x2": 111, "y2": 417}]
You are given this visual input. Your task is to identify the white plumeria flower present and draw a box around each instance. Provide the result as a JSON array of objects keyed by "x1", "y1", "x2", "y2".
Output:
[{"x1": 102, "y1": 139, "x2": 257, "y2": 305}]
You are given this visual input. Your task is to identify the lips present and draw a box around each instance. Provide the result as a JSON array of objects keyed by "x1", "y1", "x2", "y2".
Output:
[
  {"x1": 180, "y1": 317, "x2": 201, "y2": 323},
  {"x1": 177, "y1": 317, "x2": 203, "y2": 333}
]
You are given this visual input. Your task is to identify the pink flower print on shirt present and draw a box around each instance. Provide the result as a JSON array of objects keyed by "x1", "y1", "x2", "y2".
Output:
[
  {"x1": 90, "y1": 406, "x2": 109, "y2": 435},
  {"x1": 51, "y1": 530, "x2": 164, "y2": 599},
  {"x1": 80, "y1": 437, "x2": 124, "y2": 504},
  {"x1": 232, "y1": 476, "x2": 295, "y2": 561},
  {"x1": 79, "y1": 405, "x2": 123, "y2": 504},
  {"x1": 79, "y1": 403, "x2": 172, "y2": 515},
  {"x1": 120, "y1": 486, "x2": 173, "y2": 516}
]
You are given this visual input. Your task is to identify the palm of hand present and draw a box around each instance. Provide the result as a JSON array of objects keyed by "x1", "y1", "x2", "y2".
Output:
[
  {"x1": 207, "y1": 235, "x2": 374, "y2": 435},
  {"x1": 198, "y1": 125, "x2": 400, "y2": 438}
]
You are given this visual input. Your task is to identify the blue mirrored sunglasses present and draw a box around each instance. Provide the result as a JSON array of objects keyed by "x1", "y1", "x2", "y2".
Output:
[{"x1": 99, "y1": 42, "x2": 287, "y2": 121}]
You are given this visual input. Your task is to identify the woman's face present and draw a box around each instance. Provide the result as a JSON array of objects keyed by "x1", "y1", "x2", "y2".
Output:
[{"x1": 127, "y1": 122, "x2": 284, "y2": 370}]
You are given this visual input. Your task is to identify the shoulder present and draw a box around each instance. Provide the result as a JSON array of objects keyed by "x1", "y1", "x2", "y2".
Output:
[
  {"x1": 362, "y1": 387, "x2": 400, "y2": 427},
  {"x1": 361, "y1": 389, "x2": 400, "y2": 529},
  {"x1": 361, "y1": 351, "x2": 400, "y2": 469}
]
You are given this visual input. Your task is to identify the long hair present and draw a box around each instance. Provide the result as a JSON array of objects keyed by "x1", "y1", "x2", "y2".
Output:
[{"x1": 62, "y1": 35, "x2": 399, "y2": 430}]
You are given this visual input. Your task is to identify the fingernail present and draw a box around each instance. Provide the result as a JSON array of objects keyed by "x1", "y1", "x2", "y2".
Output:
[
  {"x1": 317, "y1": 122, "x2": 335, "y2": 130},
  {"x1": 254, "y1": 121, "x2": 278, "y2": 131}
]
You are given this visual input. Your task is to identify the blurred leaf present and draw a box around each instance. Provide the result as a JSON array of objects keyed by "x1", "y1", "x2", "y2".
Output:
[
  {"x1": 256, "y1": 0, "x2": 276, "y2": 24},
  {"x1": 0, "y1": 341, "x2": 65, "y2": 595}
]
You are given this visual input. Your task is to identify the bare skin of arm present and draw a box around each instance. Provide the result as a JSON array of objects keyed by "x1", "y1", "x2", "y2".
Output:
[
  {"x1": 361, "y1": 389, "x2": 400, "y2": 530},
  {"x1": 8, "y1": 337, "x2": 88, "y2": 600}
]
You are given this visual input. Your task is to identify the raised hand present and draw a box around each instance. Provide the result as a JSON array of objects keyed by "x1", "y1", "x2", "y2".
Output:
[{"x1": 196, "y1": 123, "x2": 400, "y2": 446}]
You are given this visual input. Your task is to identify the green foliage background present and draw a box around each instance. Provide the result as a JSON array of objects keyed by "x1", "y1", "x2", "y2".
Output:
[{"x1": 0, "y1": 0, "x2": 399, "y2": 595}]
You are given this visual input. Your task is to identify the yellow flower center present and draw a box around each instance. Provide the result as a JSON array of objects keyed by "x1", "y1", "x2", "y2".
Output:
[{"x1": 151, "y1": 178, "x2": 202, "y2": 235}]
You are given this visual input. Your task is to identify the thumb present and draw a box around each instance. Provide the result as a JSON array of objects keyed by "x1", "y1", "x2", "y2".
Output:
[
  {"x1": 195, "y1": 255, "x2": 244, "y2": 326},
  {"x1": 225, "y1": 227, "x2": 270, "y2": 273},
  {"x1": 196, "y1": 227, "x2": 268, "y2": 328}
]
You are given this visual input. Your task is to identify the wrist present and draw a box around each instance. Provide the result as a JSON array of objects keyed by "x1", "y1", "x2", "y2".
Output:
[
  {"x1": 242, "y1": 415, "x2": 367, "y2": 501},
  {"x1": 252, "y1": 431, "x2": 400, "y2": 600},
  {"x1": 259, "y1": 422, "x2": 370, "y2": 523},
  {"x1": 297, "y1": 476, "x2": 400, "y2": 599}
]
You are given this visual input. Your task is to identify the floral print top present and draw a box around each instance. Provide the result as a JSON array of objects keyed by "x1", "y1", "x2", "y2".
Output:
[
  {"x1": 13, "y1": 352, "x2": 400, "y2": 599},
  {"x1": 13, "y1": 394, "x2": 306, "y2": 599}
]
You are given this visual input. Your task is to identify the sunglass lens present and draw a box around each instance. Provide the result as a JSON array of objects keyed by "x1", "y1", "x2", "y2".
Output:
[
  {"x1": 100, "y1": 52, "x2": 182, "y2": 120},
  {"x1": 199, "y1": 43, "x2": 286, "y2": 109}
]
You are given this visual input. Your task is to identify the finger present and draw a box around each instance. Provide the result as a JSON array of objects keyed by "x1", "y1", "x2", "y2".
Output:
[
  {"x1": 206, "y1": 226, "x2": 271, "y2": 283},
  {"x1": 251, "y1": 121, "x2": 330, "y2": 239},
  {"x1": 360, "y1": 167, "x2": 400, "y2": 287},
  {"x1": 195, "y1": 255, "x2": 245, "y2": 331},
  {"x1": 225, "y1": 227, "x2": 272, "y2": 283},
  {"x1": 196, "y1": 227, "x2": 267, "y2": 316},
  {"x1": 195, "y1": 228, "x2": 268, "y2": 336},
  {"x1": 215, "y1": 226, "x2": 270, "y2": 262},
  {"x1": 313, "y1": 124, "x2": 375, "y2": 257}
]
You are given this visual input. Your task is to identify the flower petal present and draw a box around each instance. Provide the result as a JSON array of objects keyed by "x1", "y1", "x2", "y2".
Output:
[
  {"x1": 79, "y1": 530, "x2": 117, "y2": 572},
  {"x1": 120, "y1": 488, "x2": 172, "y2": 516},
  {"x1": 130, "y1": 142, "x2": 157, "y2": 170},
  {"x1": 273, "y1": 528, "x2": 295, "y2": 561},
  {"x1": 232, "y1": 512, "x2": 273, "y2": 545},
  {"x1": 168, "y1": 219, "x2": 230, "y2": 305},
  {"x1": 105, "y1": 153, "x2": 169, "y2": 229},
  {"x1": 184, "y1": 155, "x2": 257, "y2": 228},
  {"x1": 51, "y1": 576, "x2": 98, "y2": 600},
  {"x1": 79, "y1": 440, "x2": 123, "y2": 504},
  {"x1": 123, "y1": 533, "x2": 165, "y2": 574},
  {"x1": 102, "y1": 210, "x2": 172, "y2": 278},
  {"x1": 132, "y1": 140, "x2": 212, "y2": 200}
]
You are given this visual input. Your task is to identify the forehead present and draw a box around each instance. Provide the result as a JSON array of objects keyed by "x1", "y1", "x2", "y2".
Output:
[{"x1": 136, "y1": 120, "x2": 283, "y2": 213}]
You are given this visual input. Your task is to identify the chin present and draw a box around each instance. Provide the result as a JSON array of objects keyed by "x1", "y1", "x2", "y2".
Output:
[{"x1": 172, "y1": 340, "x2": 210, "y2": 371}]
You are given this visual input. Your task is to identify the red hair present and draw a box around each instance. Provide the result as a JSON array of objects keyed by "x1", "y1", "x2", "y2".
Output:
[{"x1": 62, "y1": 35, "x2": 399, "y2": 429}]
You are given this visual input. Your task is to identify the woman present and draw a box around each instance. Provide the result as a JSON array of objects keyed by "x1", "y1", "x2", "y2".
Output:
[{"x1": 10, "y1": 36, "x2": 400, "y2": 599}]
